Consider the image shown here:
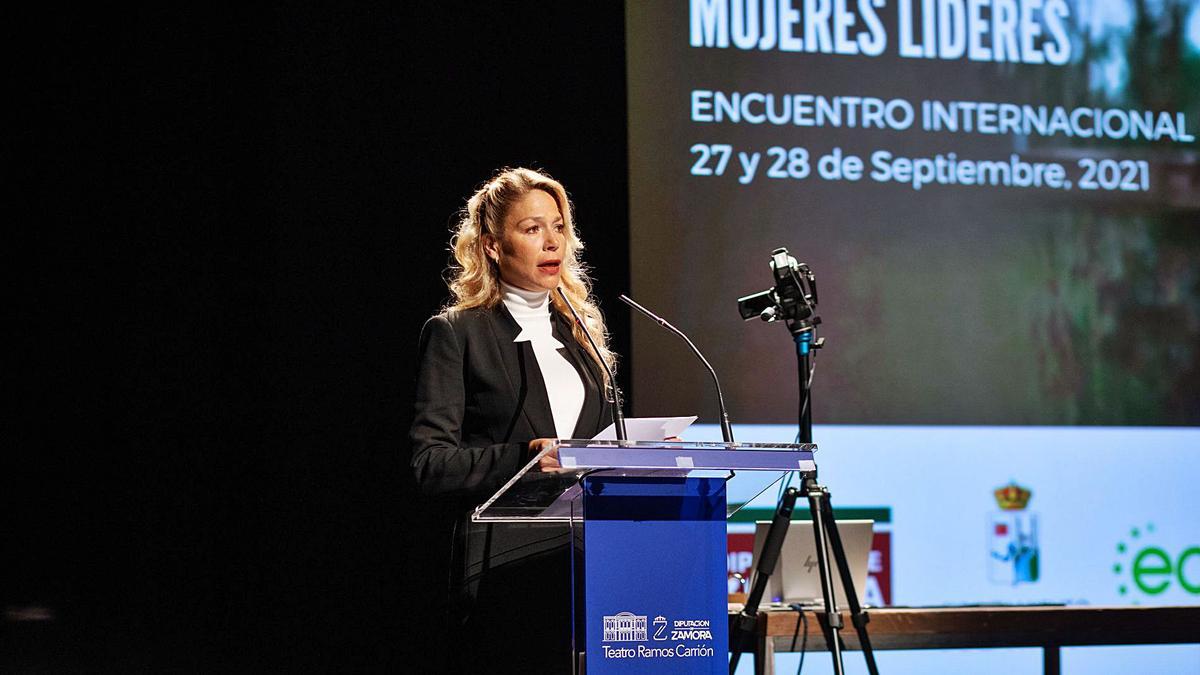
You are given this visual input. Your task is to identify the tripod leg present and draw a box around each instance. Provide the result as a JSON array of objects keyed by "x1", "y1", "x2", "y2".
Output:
[
  {"x1": 805, "y1": 479, "x2": 845, "y2": 675},
  {"x1": 818, "y1": 495, "x2": 880, "y2": 675},
  {"x1": 730, "y1": 487, "x2": 801, "y2": 675}
]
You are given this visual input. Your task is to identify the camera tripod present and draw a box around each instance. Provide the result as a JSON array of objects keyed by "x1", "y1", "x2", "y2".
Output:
[{"x1": 729, "y1": 320, "x2": 879, "y2": 675}]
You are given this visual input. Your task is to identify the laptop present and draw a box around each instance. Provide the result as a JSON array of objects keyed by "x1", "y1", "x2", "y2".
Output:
[{"x1": 749, "y1": 520, "x2": 874, "y2": 608}]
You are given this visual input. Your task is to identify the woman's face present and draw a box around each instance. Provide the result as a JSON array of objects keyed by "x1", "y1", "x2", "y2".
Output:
[{"x1": 487, "y1": 189, "x2": 566, "y2": 293}]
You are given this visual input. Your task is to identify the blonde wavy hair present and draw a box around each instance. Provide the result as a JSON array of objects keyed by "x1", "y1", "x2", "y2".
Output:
[{"x1": 447, "y1": 167, "x2": 616, "y2": 377}]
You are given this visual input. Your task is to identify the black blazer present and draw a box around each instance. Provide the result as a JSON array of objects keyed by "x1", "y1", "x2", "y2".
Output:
[{"x1": 409, "y1": 302, "x2": 612, "y2": 500}]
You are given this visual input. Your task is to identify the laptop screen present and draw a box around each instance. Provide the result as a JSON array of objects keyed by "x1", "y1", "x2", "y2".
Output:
[{"x1": 750, "y1": 520, "x2": 875, "y2": 607}]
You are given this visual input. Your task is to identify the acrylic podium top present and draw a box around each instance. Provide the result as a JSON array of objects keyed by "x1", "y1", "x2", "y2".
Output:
[{"x1": 472, "y1": 440, "x2": 816, "y2": 523}]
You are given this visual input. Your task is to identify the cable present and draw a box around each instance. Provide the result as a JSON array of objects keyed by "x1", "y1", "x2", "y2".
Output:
[{"x1": 788, "y1": 603, "x2": 809, "y2": 674}]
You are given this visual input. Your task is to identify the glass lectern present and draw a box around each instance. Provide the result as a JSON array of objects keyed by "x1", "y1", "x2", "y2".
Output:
[{"x1": 473, "y1": 440, "x2": 815, "y2": 674}]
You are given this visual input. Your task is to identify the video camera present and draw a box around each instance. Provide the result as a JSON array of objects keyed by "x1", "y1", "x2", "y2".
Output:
[{"x1": 736, "y1": 247, "x2": 819, "y2": 331}]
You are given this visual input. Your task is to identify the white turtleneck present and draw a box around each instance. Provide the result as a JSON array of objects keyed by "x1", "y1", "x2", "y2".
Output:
[{"x1": 500, "y1": 281, "x2": 585, "y2": 439}]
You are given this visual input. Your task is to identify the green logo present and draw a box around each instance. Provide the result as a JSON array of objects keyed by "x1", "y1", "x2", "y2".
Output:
[{"x1": 1114, "y1": 523, "x2": 1200, "y2": 601}]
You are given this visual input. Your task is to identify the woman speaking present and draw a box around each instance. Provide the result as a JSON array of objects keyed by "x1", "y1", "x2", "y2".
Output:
[{"x1": 409, "y1": 167, "x2": 615, "y2": 671}]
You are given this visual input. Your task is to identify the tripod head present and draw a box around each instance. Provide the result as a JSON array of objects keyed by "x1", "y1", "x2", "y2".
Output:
[{"x1": 736, "y1": 247, "x2": 821, "y2": 336}]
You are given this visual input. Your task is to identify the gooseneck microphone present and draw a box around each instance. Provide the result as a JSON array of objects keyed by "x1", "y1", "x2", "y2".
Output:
[
  {"x1": 618, "y1": 294, "x2": 735, "y2": 444},
  {"x1": 556, "y1": 288, "x2": 627, "y2": 442}
]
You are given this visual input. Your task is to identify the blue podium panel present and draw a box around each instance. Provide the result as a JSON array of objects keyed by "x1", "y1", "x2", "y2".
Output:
[{"x1": 581, "y1": 476, "x2": 729, "y2": 673}]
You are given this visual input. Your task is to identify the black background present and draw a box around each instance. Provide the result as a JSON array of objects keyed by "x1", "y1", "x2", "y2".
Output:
[{"x1": 8, "y1": 4, "x2": 630, "y2": 671}]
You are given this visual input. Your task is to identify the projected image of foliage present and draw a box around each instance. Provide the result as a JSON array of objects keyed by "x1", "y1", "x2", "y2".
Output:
[{"x1": 1025, "y1": 0, "x2": 1200, "y2": 424}]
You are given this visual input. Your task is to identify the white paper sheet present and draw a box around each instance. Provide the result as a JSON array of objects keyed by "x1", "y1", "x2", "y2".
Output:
[{"x1": 590, "y1": 416, "x2": 698, "y2": 441}]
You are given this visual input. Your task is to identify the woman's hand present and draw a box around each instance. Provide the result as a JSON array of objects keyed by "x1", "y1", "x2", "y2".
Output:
[{"x1": 528, "y1": 438, "x2": 561, "y2": 471}]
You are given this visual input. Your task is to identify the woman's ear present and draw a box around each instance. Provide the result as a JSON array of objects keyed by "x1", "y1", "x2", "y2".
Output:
[{"x1": 482, "y1": 233, "x2": 501, "y2": 263}]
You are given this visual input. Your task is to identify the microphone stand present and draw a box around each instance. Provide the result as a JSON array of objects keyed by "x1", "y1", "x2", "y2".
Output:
[
  {"x1": 556, "y1": 288, "x2": 627, "y2": 441},
  {"x1": 618, "y1": 294, "x2": 734, "y2": 444}
]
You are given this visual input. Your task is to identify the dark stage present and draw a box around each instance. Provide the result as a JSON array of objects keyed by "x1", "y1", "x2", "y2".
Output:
[{"x1": 8, "y1": 3, "x2": 630, "y2": 671}]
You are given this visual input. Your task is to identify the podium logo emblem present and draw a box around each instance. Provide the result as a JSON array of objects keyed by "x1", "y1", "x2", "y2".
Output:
[
  {"x1": 603, "y1": 612, "x2": 647, "y2": 642},
  {"x1": 652, "y1": 615, "x2": 669, "y2": 640}
]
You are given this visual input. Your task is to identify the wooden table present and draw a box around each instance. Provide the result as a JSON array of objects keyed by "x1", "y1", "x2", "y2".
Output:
[{"x1": 737, "y1": 605, "x2": 1200, "y2": 675}]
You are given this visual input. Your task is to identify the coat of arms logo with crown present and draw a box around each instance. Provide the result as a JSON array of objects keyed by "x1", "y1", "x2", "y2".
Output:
[{"x1": 988, "y1": 481, "x2": 1040, "y2": 585}]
